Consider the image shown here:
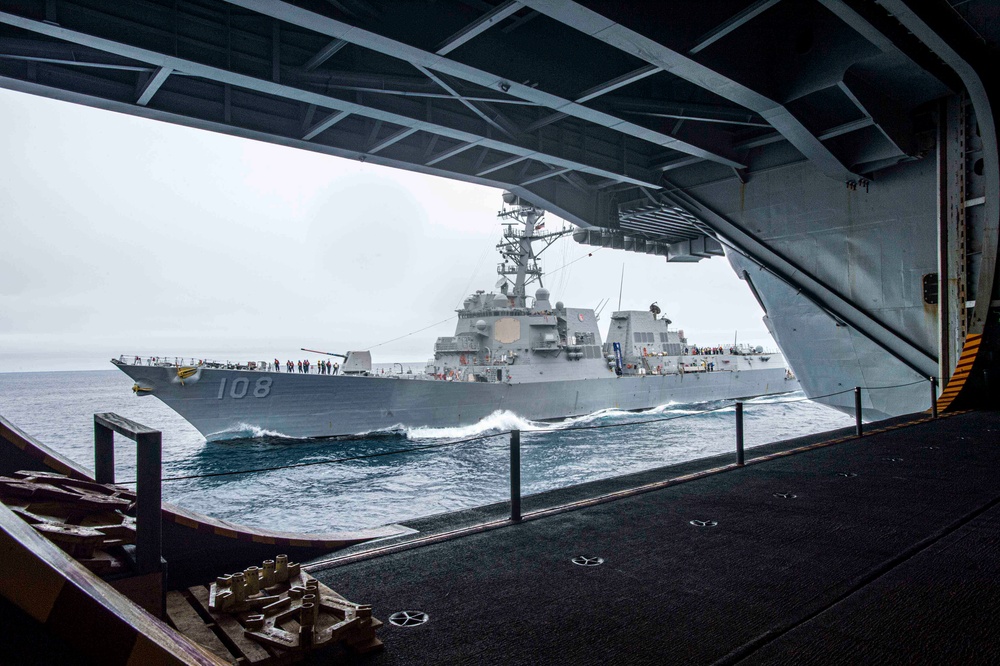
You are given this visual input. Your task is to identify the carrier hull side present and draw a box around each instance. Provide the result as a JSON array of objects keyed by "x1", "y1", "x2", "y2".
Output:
[
  {"x1": 728, "y1": 252, "x2": 930, "y2": 420},
  {"x1": 114, "y1": 361, "x2": 795, "y2": 440}
]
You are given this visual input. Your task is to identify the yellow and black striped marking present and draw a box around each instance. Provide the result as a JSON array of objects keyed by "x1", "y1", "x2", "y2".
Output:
[{"x1": 937, "y1": 334, "x2": 982, "y2": 412}]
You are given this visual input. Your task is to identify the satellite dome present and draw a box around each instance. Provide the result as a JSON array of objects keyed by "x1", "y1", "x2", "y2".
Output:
[
  {"x1": 475, "y1": 320, "x2": 488, "y2": 333},
  {"x1": 502, "y1": 191, "x2": 518, "y2": 204},
  {"x1": 555, "y1": 301, "x2": 564, "y2": 310}
]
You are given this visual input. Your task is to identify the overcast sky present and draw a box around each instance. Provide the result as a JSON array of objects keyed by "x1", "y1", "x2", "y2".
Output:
[{"x1": 0, "y1": 87, "x2": 776, "y2": 373}]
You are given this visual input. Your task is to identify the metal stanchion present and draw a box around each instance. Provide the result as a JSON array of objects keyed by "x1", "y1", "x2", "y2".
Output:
[
  {"x1": 854, "y1": 387, "x2": 863, "y2": 436},
  {"x1": 510, "y1": 429, "x2": 521, "y2": 522},
  {"x1": 94, "y1": 419, "x2": 115, "y2": 485},
  {"x1": 930, "y1": 376, "x2": 939, "y2": 418},
  {"x1": 136, "y1": 429, "x2": 163, "y2": 574},
  {"x1": 95, "y1": 413, "x2": 162, "y2": 574},
  {"x1": 736, "y1": 402, "x2": 745, "y2": 466}
]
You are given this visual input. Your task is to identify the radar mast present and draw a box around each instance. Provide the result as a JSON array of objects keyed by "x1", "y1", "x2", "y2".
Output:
[{"x1": 496, "y1": 192, "x2": 570, "y2": 308}]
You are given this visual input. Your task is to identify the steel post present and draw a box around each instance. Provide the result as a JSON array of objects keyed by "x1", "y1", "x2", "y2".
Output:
[
  {"x1": 94, "y1": 418, "x2": 115, "y2": 484},
  {"x1": 931, "y1": 376, "x2": 939, "y2": 418},
  {"x1": 736, "y1": 402, "x2": 745, "y2": 466},
  {"x1": 855, "y1": 387, "x2": 863, "y2": 436},
  {"x1": 510, "y1": 429, "x2": 521, "y2": 522},
  {"x1": 94, "y1": 413, "x2": 163, "y2": 575},
  {"x1": 135, "y1": 430, "x2": 162, "y2": 574}
]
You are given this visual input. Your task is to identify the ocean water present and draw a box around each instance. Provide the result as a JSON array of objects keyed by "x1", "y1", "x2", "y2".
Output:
[{"x1": 0, "y1": 369, "x2": 854, "y2": 533}]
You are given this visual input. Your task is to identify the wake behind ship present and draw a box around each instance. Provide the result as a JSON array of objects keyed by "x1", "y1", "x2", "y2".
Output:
[{"x1": 114, "y1": 194, "x2": 796, "y2": 439}]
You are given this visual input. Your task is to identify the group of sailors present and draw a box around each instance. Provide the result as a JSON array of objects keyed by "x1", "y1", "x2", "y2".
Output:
[
  {"x1": 134, "y1": 355, "x2": 210, "y2": 367},
  {"x1": 687, "y1": 346, "x2": 733, "y2": 356},
  {"x1": 124, "y1": 354, "x2": 345, "y2": 374},
  {"x1": 281, "y1": 359, "x2": 339, "y2": 374}
]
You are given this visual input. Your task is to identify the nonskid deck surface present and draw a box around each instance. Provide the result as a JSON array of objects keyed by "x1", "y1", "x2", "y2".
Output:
[{"x1": 307, "y1": 410, "x2": 1000, "y2": 665}]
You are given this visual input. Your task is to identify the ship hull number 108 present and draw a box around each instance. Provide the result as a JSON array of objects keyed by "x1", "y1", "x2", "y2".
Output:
[{"x1": 217, "y1": 377, "x2": 272, "y2": 399}]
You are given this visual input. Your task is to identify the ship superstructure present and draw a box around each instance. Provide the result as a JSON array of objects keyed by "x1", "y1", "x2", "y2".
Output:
[
  {"x1": 113, "y1": 195, "x2": 796, "y2": 440},
  {"x1": 424, "y1": 194, "x2": 608, "y2": 384}
]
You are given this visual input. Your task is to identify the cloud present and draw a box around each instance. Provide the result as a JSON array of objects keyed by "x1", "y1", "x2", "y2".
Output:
[{"x1": 0, "y1": 88, "x2": 774, "y2": 372}]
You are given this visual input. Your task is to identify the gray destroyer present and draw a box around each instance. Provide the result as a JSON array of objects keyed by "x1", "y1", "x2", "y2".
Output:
[{"x1": 114, "y1": 194, "x2": 796, "y2": 439}]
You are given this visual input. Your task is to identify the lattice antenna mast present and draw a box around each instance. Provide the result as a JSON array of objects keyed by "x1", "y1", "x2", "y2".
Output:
[{"x1": 496, "y1": 193, "x2": 570, "y2": 307}]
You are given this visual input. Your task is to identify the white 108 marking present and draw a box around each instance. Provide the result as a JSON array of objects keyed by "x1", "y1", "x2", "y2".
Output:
[
  {"x1": 217, "y1": 377, "x2": 272, "y2": 399},
  {"x1": 231, "y1": 377, "x2": 249, "y2": 398},
  {"x1": 253, "y1": 377, "x2": 272, "y2": 397}
]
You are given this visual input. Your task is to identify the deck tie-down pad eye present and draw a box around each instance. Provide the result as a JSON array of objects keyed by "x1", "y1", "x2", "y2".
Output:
[
  {"x1": 689, "y1": 520, "x2": 718, "y2": 527},
  {"x1": 389, "y1": 610, "x2": 429, "y2": 627},
  {"x1": 572, "y1": 556, "x2": 604, "y2": 566}
]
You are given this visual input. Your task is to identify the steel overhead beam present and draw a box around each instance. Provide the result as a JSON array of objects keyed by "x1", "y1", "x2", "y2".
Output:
[
  {"x1": 285, "y1": 68, "x2": 539, "y2": 105},
  {"x1": 135, "y1": 65, "x2": 171, "y2": 106},
  {"x1": 818, "y1": 117, "x2": 875, "y2": 141},
  {"x1": 658, "y1": 187, "x2": 938, "y2": 378},
  {"x1": 478, "y1": 154, "x2": 529, "y2": 176},
  {"x1": 426, "y1": 140, "x2": 480, "y2": 165},
  {"x1": 525, "y1": 112, "x2": 567, "y2": 132},
  {"x1": 302, "y1": 110, "x2": 350, "y2": 139},
  {"x1": 652, "y1": 156, "x2": 702, "y2": 172},
  {"x1": 0, "y1": 53, "x2": 149, "y2": 72},
  {"x1": 735, "y1": 117, "x2": 876, "y2": 151},
  {"x1": 609, "y1": 97, "x2": 769, "y2": 123},
  {"x1": 222, "y1": 0, "x2": 744, "y2": 168},
  {"x1": 466, "y1": 97, "x2": 522, "y2": 137},
  {"x1": 529, "y1": 78, "x2": 757, "y2": 131},
  {"x1": 302, "y1": 38, "x2": 347, "y2": 71},
  {"x1": 502, "y1": 8, "x2": 540, "y2": 34},
  {"x1": 689, "y1": 0, "x2": 783, "y2": 54},
  {"x1": 520, "y1": 166, "x2": 570, "y2": 186},
  {"x1": 309, "y1": 84, "x2": 538, "y2": 105},
  {"x1": 520, "y1": 0, "x2": 858, "y2": 182},
  {"x1": 574, "y1": 64, "x2": 660, "y2": 104},
  {"x1": 436, "y1": 1, "x2": 523, "y2": 56},
  {"x1": 625, "y1": 110, "x2": 770, "y2": 128},
  {"x1": 0, "y1": 11, "x2": 654, "y2": 188},
  {"x1": 415, "y1": 65, "x2": 517, "y2": 140},
  {"x1": 368, "y1": 127, "x2": 418, "y2": 154},
  {"x1": 557, "y1": 171, "x2": 589, "y2": 193}
]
